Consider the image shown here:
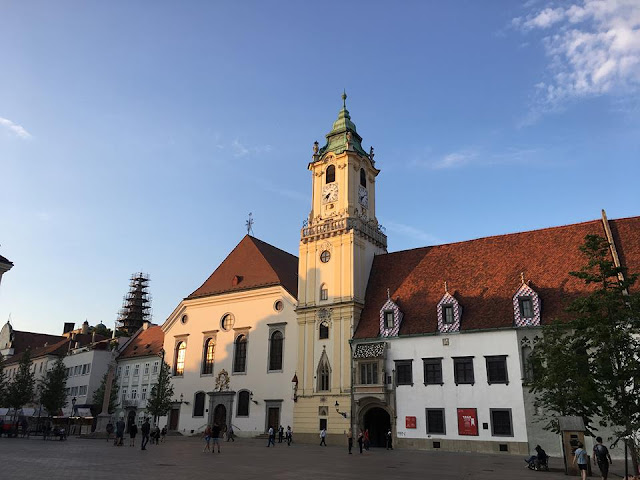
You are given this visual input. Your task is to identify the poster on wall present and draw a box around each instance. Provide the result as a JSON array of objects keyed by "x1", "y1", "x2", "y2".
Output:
[
  {"x1": 457, "y1": 408, "x2": 478, "y2": 436},
  {"x1": 405, "y1": 416, "x2": 417, "y2": 429}
]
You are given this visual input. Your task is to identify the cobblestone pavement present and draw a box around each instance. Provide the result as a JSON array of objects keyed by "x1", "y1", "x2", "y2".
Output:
[{"x1": 0, "y1": 435, "x2": 592, "y2": 479}]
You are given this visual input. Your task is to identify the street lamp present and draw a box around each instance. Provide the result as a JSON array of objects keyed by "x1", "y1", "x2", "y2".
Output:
[
  {"x1": 71, "y1": 397, "x2": 77, "y2": 416},
  {"x1": 335, "y1": 401, "x2": 348, "y2": 418}
]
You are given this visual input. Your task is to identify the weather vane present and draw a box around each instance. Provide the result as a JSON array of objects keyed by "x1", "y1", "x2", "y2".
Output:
[{"x1": 246, "y1": 212, "x2": 254, "y2": 236}]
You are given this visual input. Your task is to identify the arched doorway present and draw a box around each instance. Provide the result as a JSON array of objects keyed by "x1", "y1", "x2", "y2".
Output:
[
  {"x1": 363, "y1": 407, "x2": 391, "y2": 448},
  {"x1": 213, "y1": 404, "x2": 227, "y2": 428}
]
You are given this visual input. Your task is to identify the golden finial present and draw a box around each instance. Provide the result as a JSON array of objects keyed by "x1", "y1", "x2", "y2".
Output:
[
  {"x1": 444, "y1": 281, "x2": 448, "y2": 293},
  {"x1": 520, "y1": 272, "x2": 526, "y2": 285}
]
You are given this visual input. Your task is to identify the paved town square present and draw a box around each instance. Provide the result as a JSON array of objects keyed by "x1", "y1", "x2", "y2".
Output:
[{"x1": 0, "y1": 435, "x2": 588, "y2": 480}]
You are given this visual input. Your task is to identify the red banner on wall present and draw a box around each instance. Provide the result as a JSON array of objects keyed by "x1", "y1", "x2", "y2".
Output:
[
  {"x1": 457, "y1": 408, "x2": 478, "y2": 436},
  {"x1": 405, "y1": 416, "x2": 417, "y2": 429}
]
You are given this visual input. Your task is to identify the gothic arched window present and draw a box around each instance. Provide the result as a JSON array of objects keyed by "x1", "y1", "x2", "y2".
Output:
[
  {"x1": 174, "y1": 341, "x2": 186, "y2": 376},
  {"x1": 193, "y1": 391, "x2": 205, "y2": 417},
  {"x1": 269, "y1": 331, "x2": 284, "y2": 371},
  {"x1": 233, "y1": 334, "x2": 248, "y2": 373},
  {"x1": 326, "y1": 165, "x2": 335, "y2": 184},
  {"x1": 360, "y1": 168, "x2": 366, "y2": 187},
  {"x1": 237, "y1": 390, "x2": 250, "y2": 417},
  {"x1": 317, "y1": 355, "x2": 331, "y2": 392},
  {"x1": 202, "y1": 338, "x2": 215, "y2": 375}
]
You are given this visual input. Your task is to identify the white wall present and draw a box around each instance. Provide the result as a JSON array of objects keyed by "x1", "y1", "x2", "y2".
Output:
[
  {"x1": 388, "y1": 329, "x2": 528, "y2": 444},
  {"x1": 64, "y1": 348, "x2": 111, "y2": 409},
  {"x1": 115, "y1": 354, "x2": 160, "y2": 423},
  {"x1": 162, "y1": 286, "x2": 297, "y2": 436}
]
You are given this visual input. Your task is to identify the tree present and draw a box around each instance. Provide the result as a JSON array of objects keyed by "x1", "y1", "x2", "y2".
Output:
[
  {"x1": 92, "y1": 323, "x2": 112, "y2": 338},
  {"x1": 0, "y1": 363, "x2": 7, "y2": 406},
  {"x1": 146, "y1": 361, "x2": 174, "y2": 424},
  {"x1": 6, "y1": 349, "x2": 35, "y2": 418},
  {"x1": 92, "y1": 371, "x2": 119, "y2": 414},
  {"x1": 38, "y1": 357, "x2": 67, "y2": 416},
  {"x1": 531, "y1": 234, "x2": 640, "y2": 469}
]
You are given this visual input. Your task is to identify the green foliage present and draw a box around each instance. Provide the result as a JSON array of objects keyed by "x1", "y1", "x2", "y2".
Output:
[
  {"x1": 0, "y1": 363, "x2": 7, "y2": 406},
  {"x1": 92, "y1": 371, "x2": 119, "y2": 414},
  {"x1": 531, "y1": 234, "x2": 640, "y2": 440},
  {"x1": 92, "y1": 323, "x2": 112, "y2": 338},
  {"x1": 38, "y1": 357, "x2": 67, "y2": 416},
  {"x1": 6, "y1": 349, "x2": 35, "y2": 412},
  {"x1": 146, "y1": 361, "x2": 174, "y2": 422}
]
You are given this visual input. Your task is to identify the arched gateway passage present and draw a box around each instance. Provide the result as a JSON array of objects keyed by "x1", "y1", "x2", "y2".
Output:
[{"x1": 363, "y1": 407, "x2": 391, "y2": 448}]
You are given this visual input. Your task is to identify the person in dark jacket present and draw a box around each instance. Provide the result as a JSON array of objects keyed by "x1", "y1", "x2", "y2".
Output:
[
  {"x1": 129, "y1": 423, "x2": 138, "y2": 447},
  {"x1": 115, "y1": 418, "x2": 125, "y2": 446},
  {"x1": 140, "y1": 418, "x2": 150, "y2": 450}
]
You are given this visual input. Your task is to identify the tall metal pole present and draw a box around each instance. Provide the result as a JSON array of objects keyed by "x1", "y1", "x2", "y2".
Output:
[{"x1": 625, "y1": 438, "x2": 629, "y2": 480}]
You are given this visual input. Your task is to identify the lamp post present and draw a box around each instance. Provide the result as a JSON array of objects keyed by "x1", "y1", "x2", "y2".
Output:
[
  {"x1": 71, "y1": 397, "x2": 77, "y2": 435},
  {"x1": 335, "y1": 401, "x2": 348, "y2": 418}
]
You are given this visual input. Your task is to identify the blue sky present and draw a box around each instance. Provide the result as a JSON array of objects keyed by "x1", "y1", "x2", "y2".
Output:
[{"x1": 1, "y1": 1, "x2": 638, "y2": 335}]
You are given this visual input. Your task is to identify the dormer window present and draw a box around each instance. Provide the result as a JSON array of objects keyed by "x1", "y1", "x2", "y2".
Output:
[
  {"x1": 379, "y1": 298, "x2": 403, "y2": 337},
  {"x1": 443, "y1": 305, "x2": 455, "y2": 325},
  {"x1": 326, "y1": 165, "x2": 335, "y2": 184},
  {"x1": 513, "y1": 282, "x2": 541, "y2": 327},
  {"x1": 384, "y1": 311, "x2": 394, "y2": 329},
  {"x1": 437, "y1": 292, "x2": 461, "y2": 333}
]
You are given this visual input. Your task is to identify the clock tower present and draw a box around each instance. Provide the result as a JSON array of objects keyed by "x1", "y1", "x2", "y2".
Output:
[{"x1": 293, "y1": 93, "x2": 387, "y2": 443}]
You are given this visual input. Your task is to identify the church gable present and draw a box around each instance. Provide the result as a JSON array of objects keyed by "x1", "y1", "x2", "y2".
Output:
[
  {"x1": 188, "y1": 235, "x2": 298, "y2": 300},
  {"x1": 355, "y1": 216, "x2": 640, "y2": 339}
]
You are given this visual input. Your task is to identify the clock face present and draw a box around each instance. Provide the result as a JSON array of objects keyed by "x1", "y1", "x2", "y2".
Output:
[
  {"x1": 322, "y1": 183, "x2": 338, "y2": 204},
  {"x1": 358, "y1": 185, "x2": 369, "y2": 208}
]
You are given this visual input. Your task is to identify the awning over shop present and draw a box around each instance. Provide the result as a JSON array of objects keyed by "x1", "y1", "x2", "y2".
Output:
[
  {"x1": 0, "y1": 408, "x2": 9, "y2": 416},
  {"x1": 76, "y1": 407, "x2": 92, "y2": 418}
]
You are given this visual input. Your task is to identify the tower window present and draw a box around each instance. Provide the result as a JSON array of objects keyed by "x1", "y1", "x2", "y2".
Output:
[
  {"x1": 325, "y1": 165, "x2": 335, "y2": 184},
  {"x1": 320, "y1": 250, "x2": 331, "y2": 263},
  {"x1": 317, "y1": 356, "x2": 330, "y2": 392},
  {"x1": 320, "y1": 285, "x2": 328, "y2": 301},
  {"x1": 360, "y1": 168, "x2": 366, "y2": 187},
  {"x1": 319, "y1": 322, "x2": 329, "y2": 339}
]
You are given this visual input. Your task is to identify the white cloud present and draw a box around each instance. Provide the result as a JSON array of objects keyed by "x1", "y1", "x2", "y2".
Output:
[
  {"x1": 231, "y1": 139, "x2": 272, "y2": 157},
  {"x1": 514, "y1": 0, "x2": 640, "y2": 115},
  {"x1": 432, "y1": 151, "x2": 478, "y2": 169},
  {"x1": 384, "y1": 221, "x2": 440, "y2": 245},
  {"x1": 410, "y1": 147, "x2": 542, "y2": 169},
  {"x1": 0, "y1": 117, "x2": 32, "y2": 139}
]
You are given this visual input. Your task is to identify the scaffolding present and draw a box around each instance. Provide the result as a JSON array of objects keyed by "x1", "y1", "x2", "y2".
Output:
[{"x1": 116, "y1": 272, "x2": 152, "y2": 336}]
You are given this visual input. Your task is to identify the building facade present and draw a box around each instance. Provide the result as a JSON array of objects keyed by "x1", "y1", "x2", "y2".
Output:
[{"x1": 161, "y1": 235, "x2": 298, "y2": 436}]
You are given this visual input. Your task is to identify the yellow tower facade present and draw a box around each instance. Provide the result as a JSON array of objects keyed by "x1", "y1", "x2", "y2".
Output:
[{"x1": 293, "y1": 94, "x2": 387, "y2": 444}]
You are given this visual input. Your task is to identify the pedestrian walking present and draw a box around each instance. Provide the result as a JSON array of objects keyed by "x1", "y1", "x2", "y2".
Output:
[
  {"x1": 286, "y1": 426, "x2": 292, "y2": 446},
  {"x1": 106, "y1": 422, "x2": 114, "y2": 442},
  {"x1": 319, "y1": 427, "x2": 327, "y2": 446},
  {"x1": 266, "y1": 426, "x2": 275, "y2": 447},
  {"x1": 153, "y1": 425, "x2": 161, "y2": 445},
  {"x1": 573, "y1": 442, "x2": 589, "y2": 480},
  {"x1": 278, "y1": 425, "x2": 284, "y2": 443},
  {"x1": 211, "y1": 423, "x2": 221, "y2": 453},
  {"x1": 140, "y1": 418, "x2": 150, "y2": 450},
  {"x1": 203, "y1": 425, "x2": 212, "y2": 452},
  {"x1": 226, "y1": 425, "x2": 235, "y2": 442},
  {"x1": 386, "y1": 428, "x2": 393, "y2": 450},
  {"x1": 347, "y1": 428, "x2": 353, "y2": 454},
  {"x1": 363, "y1": 429, "x2": 370, "y2": 451},
  {"x1": 593, "y1": 436, "x2": 612, "y2": 480},
  {"x1": 357, "y1": 431, "x2": 364, "y2": 454},
  {"x1": 129, "y1": 423, "x2": 138, "y2": 447},
  {"x1": 161, "y1": 426, "x2": 167, "y2": 443},
  {"x1": 115, "y1": 418, "x2": 125, "y2": 446}
]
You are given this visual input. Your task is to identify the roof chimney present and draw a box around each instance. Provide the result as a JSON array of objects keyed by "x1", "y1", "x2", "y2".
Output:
[
  {"x1": 63, "y1": 322, "x2": 75, "y2": 335},
  {"x1": 142, "y1": 321, "x2": 150, "y2": 331},
  {"x1": 81, "y1": 320, "x2": 89, "y2": 335}
]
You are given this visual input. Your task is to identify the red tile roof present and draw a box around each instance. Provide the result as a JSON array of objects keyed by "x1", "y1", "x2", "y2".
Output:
[
  {"x1": 187, "y1": 235, "x2": 298, "y2": 300},
  {"x1": 118, "y1": 325, "x2": 164, "y2": 359},
  {"x1": 355, "y1": 216, "x2": 640, "y2": 339},
  {"x1": 2, "y1": 333, "x2": 106, "y2": 366},
  {"x1": 8, "y1": 331, "x2": 66, "y2": 357}
]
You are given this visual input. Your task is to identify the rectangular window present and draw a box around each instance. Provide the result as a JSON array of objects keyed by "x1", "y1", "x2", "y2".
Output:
[
  {"x1": 124, "y1": 365, "x2": 130, "y2": 377},
  {"x1": 74, "y1": 365, "x2": 81, "y2": 376},
  {"x1": 426, "y1": 409, "x2": 446, "y2": 434},
  {"x1": 423, "y1": 358, "x2": 443, "y2": 385},
  {"x1": 152, "y1": 361, "x2": 159, "y2": 374},
  {"x1": 71, "y1": 386, "x2": 78, "y2": 396},
  {"x1": 319, "y1": 418, "x2": 327, "y2": 431},
  {"x1": 141, "y1": 387, "x2": 147, "y2": 400},
  {"x1": 131, "y1": 388, "x2": 137, "y2": 400},
  {"x1": 360, "y1": 362, "x2": 379, "y2": 385},
  {"x1": 78, "y1": 385, "x2": 87, "y2": 396},
  {"x1": 117, "y1": 367, "x2": 122, "y2": 377},
  {"x1": 39, "y1": 362, "x2": 43, "y2": 373},
  {"x1": 384, "y1": 311, "x2": 394, "y2": 329},
  {"x1": 490, "y1": 409, "x2": 513, "y2": 436},
  {"x1": 320, "y1": 288, "x2": 328, "y2": 301},
  {"x1": 486, "y1": 356, "x2": 508, "y2": 384},
  {"x1": 395, "y1": 360, "x2": 413, "y2": 385},
  {"x1": 453, "y1": 357, "x2": 475, "y2": 385},
  {"x1": 144, "y1": 363, "x2": 150, "y2": 375},
  {"x1": 81, "y1": 364, "x2": 88, "y2": 375},
  {"x1": 443, "y1": 305, "x2": 454, "y2": 325},
  {"x1": 133, "y1": 364, "x2": 140, "y2": 376},
  {"x1": 121, "y1": 388, "x2": 127, "y2": 403},
  {"x1": 519, "y1": 298, "x2": 534, "y2": 318}
]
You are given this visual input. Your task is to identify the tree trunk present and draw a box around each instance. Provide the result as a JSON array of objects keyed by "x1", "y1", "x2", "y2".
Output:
[{"x1": 628, "y1": 437, "x2": 639, "y2": 476}]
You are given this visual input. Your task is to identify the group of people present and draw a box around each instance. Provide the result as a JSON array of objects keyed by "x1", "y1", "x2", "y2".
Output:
[
  {"x1": 106, "y1": 418, "x2": 166, "y2": 450},
  {"x1": 345, "y1": 428, "x2": 391, "y2": 453},
  {"x1": 267, "y1": 425, "x2": 292, "y2": 446},
  {"x1": 202, "y1": 423, "x2": 236, "y2": 452},
  {"x1": 573, "y1": 437, "x2": 613, "y2": 480}
]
